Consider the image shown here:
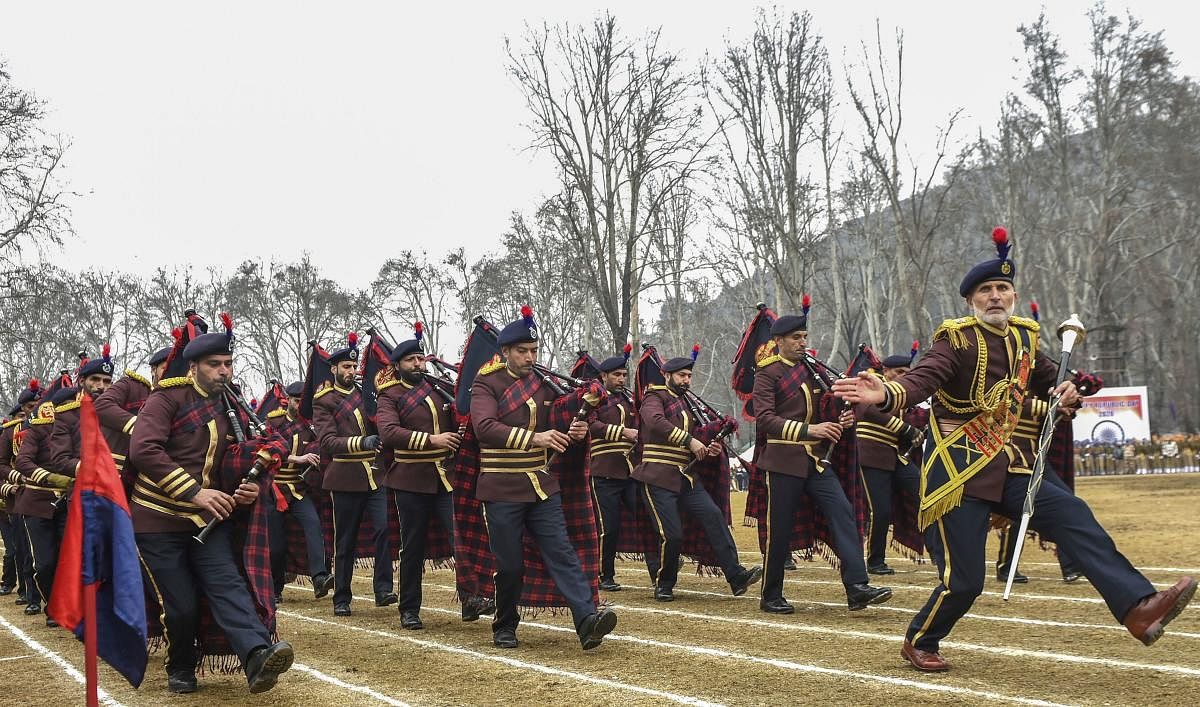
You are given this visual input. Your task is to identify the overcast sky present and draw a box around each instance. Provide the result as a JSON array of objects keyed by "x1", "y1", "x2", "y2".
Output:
[{"x1": 3, "y1": 1, "x2": 1198, "y2": 292}]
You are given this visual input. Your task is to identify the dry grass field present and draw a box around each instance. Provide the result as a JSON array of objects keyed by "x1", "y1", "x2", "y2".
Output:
[{"x1": 3, "y1": 473, "x2": 1199, "y2": 706}]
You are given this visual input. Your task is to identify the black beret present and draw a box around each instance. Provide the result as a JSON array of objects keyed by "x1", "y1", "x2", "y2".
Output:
[
  {"x1": 285, "y1": 381, "x2": 304, "y2": 398},
  {"x1": 183, "y1": 332, "x2": 234, "y2": 362},
  {"x1": 77, "y1": 357, "x2": 115, "y2": 378},
  {"x1": 390, "y1": 338, "x2": 425, "y2": 362},
  {"x1": 50, "y1": 386, "x2": 79, "y2": 405},
  {"x1": 497, "y1": 313, "x2": 538, "y2": 347},
  {"x1": 959, "y1": 227, "x2": 1015, "y2": 297},
  {"x1": 881, "y1": 355, "x2": 911, "y2": 369},
  {"x1": 770, "y1": 314, "x2": 808, "y2": 337},
  {"x1": 149, "y1": 347, "x2": 172, "y2": 366},
  {"x1": 661, "y1": 356, "x2": 695, "y2": 373},
  {"x1": 598, "y1": 356, "x2": 628, "y2": 373}
]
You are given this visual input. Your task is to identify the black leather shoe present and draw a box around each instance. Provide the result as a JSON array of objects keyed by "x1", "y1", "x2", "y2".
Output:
[
  {"x1": 847, "y1": 583, "x2": 893, "y2": 610},
  {"x1": 167, "y1": 672, "x2": 198, "y2": 694},
  {"x1": 24, "y1": 601, "x2": 41, "y2": 615},
  {"x1": 729, "y1": 566, "x2": 763, "y2": 597},
  {"x1": 14, "y1": 594, "x2": 28, "y2": 605},
  {"x1": 493, "y1": 629, "x2": 518, "y2": 648},
  {"x1": 1062, "y1": 570, "x2": 1083, "y2": 583},
  {"x1": 783, "y1": 557, "x2": 798, "y2": 571},
  {"x1": 868, "y1": 563, "x2": 896, "y2": 576},
  {"x1": 400, "y1": 610, "x2": 424, "y2": 630},
  {"x1": 654, "y1": 587, "x2": 674, "y2": 602},
  {"x1": 375, "y1": 592, "x2": 399, "y2": 607},
  {"x1": 333, "y1": 603, "x2": 352, "y2": 617},
  {"x1": 313, "y1": 574, "x2": 334, "y2": 599},
  {"x1": 245, "y1": 640, "x2": 294, "y2": 694},
  {"x1": 759, "y1": 597, "x2": 795, "y2": 614},
  {"x1": 45, "y1": 616, "x2": 58, "y2": 628},
  {"x1": 0, "y1": 584, "x2": 13, "y2": 596},
  {"x1": 461, "y1": 596, "x2": 496, "y2": 622},
  {"x1": 598, "y1": 579, "x2": 621, "y2": 592},
  {"x1": 997, "y1": 568, "x2": 1028, "y2": 584},
  {"x1": 577, "y1": 608, "x2": 618, "y2": 650}
]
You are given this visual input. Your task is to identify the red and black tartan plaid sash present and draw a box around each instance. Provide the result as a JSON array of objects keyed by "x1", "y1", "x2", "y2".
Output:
[
  {"x1": 662, "y1": 391, "x2": 686, "y2": 420},
  {"x1": 453, "y1": 385, "x2": 600, "y2": 609},
  {"x1": 497, "y1": 373, "x2": 543, "y2": 418},
  {"x1": 334, "y1": 388, "x2": 363, "y2": 423},
  {"x1": 776, "y1": 361, "x2": 809, "y2": 401},
  {"x1": 395, "y1": 380, "x2": 436, "y2": 421},
  {"x1": 171, "y1": 396, "x2": 222, "y2": 436}
]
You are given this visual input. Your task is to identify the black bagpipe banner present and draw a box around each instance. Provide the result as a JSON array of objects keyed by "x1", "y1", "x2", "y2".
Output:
[
  {"x1": 730, "y1": 305, "x2": 778, "y2": 420},
  {"x1": 570, "y1": 350, "x2": 602, "y2": 380},
  {"x1": 452, "y1": 318, "x2": 503, "y2": 423},
  {"x1": 298, "y1": 341, "x2": 332, "y2": 423},
  {"x1": 360, "y1": 328, "x2": 396, "y2": 423}
]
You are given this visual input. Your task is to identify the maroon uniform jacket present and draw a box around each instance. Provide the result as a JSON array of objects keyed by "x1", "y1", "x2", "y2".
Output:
[
  {"x1": 94, "y1": 370, "x2": 152, "y2": 478},
  {"x1": 588, "y1": 389, "x2": 637, "y2": 480},
  {"x1": 49, "y1": 397, "x2": 84, "y2": 477},
  {"x1": 13, "y1": 404, "x2": 62, "y2": 520},
  {"x1": 878, "y1": 315, "x2": 1057, "y2": 504},
  {"x1": 855, "y1": 373, "x2": 923, "y2": 472},
  {"x1": 129, "y1": 378, "x2": 240, "y2": 533},
  {"x1": 376, "y1": 378, "x2": 454, "y2": 495},
  {"x1": 312, "y1": 384, "x2": 378, "y2": 492},
  {"x1": 752, "y1": 355, "x2": 838, "y2": 479},
  {"x1": 470, "y1": 363, "x2": 561, "y2": 503},
  {"x1": 631, "y1": 385, "x2": 702, "y2": 493},
  {"x1": 266, "y1": 409, "x2": 318, "y2": 503},
  {"x1": 0, "y1": 420, "x2": 22, "y2": 514}
]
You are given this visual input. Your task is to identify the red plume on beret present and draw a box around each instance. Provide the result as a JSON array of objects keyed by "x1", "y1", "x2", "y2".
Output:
[
  {"x1": 1030, "y1": 300, "x2": 1040, "y2": 322},
  {"x1": 910, "y1": 340, "x2": 920, "y2": 364},
  {"x1": 347, "y1": 331, "x2": 359, "y2": 349},
  {"x1": 29, "y1": 378, "x2": 39, "y2": 393},
  {"x1": 992, "y1": 226, "x2": 1011, "y2": 261},
  {"x1": 801, "y1": 293, "x2": 811, "y2": 316},
  {"x1": 414, "y1": 321, "x2": 424, "y2": 341},
  {"x1": 691, "y1": 343, "x2": 701, "y2": 362},
  {"x1": 102, "y1": 342, "x2": 111, "y2": 362},
  {"x1": 623, "y1": 342, "x2": 632, "y2": 360},
  {"x1": 219, "y1": 312, "x2": 233, "y2": 332},
  {"x1": 521, "y1": 305, "x2": 535, "y2": 329}
]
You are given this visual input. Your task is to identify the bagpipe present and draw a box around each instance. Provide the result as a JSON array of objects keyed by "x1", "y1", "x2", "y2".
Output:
[{"x1": 799, "y1": 344, "x2": 881, "y2": 472}]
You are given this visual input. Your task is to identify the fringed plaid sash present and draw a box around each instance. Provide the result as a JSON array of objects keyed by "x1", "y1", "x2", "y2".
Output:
[
  {"x1": 395, "y1": 380, "x2": 436, "y2": 421},
  {"x1": 170, "y1": 396, "x2": 221, "y2": 436},
  {"x1": 453, "y1": 383, "x2": 600, "y2": 610}
]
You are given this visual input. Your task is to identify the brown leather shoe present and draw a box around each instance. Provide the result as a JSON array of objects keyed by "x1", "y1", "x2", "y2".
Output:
[
  {"x1": 1123, "y1": 576, "x2": 1197, "y2": 646},
  {"x1": 901, "y1": 640, "x2": 949, "y2": 672}
]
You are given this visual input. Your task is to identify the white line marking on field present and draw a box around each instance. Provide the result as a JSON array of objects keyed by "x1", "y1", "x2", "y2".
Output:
[
  {"x1": 601, "y1": 603, "x2": 1200, "y2": 678},
  {"x1": 292, "y1": 662, "x2": 414, "y2": 706},
  {"x1": 279, "y1": 596, "x2": 724, "y2": 707},
  {"x1": 605, "y1": 582, "x2": 1200, "y2": 641},
  {"x1": 0, "y1": 654, "x2": 32, "y2": 662},
  {"x1": 734, "y1": 549, "x2": 1200, "y2": 576},
  {"x1": 0, "y1": 613, "x2": 125, "y2": 706},
  {"x1": 414, "y1": 602, "x2": 1069, "y2": 707}
]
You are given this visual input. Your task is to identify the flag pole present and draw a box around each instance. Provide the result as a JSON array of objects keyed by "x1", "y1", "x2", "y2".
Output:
[{"x1": 85, "y1": 581, "x2": 98, "y2": 707}]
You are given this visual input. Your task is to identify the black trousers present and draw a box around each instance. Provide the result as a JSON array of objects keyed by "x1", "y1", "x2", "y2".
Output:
[
  {"x1": 644, "y1": 479, "x2": 741, "y2": 592},
  {"x1": 137, "y1": 524, "x2": 273, "y2": 675},
  {"x1": 761, "y1": 470, "x2": 868, "y2": 601},
  {"x1": 862, "y1": 462, "x2": 921, "y2": 567},
  {"x1": 908, "y1": 472, "x2": 1156, "y2": 652},
  {"x1": 330, "y1": 489, "x2": 393, "y2": 605},
  {"x1": 591, "y1": 477, "x2": 651, "y2": 582},
  {"x1": 483, "y1": 494, "x2": 596, "y2": 633},
  {"x1": 24, "y1": 506, "x2": 67, "y2": 605},
  {"x1": 996, "y1": 471, "x2": 1080, "y2": 576},
  {"x1": 0, "y1": 514, "x2": 17, "y2": 587},
  {"x1": 394, "y1": 488, "x2": 453, "y2": 612},
  {"x1": 8, "y1": 514, "x2": 33, "y2": 601},
  {"x1": 268, "y1": 495, "x2": 329, "y2": 595}
]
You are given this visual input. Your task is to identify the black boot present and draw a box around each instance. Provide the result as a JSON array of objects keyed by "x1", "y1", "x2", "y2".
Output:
[
  {"x1": 759, "y1": 597, "x2": 795, "y2": 614},
  {"x1": 245, "y1": 641, "x2": 295, "y2": 694},
  {"x1": 846, "y1": 583, "x2": 893, "y2": 610},
  {"x1": 577, "y1": 608, "x2": 618, "y2": 650},
  {"x1": 400, "y1": 610, "x2": 424, "y2": 630},
  {"x1": 167, "y1": 671, "x2": 198, "y2": 694},
  {"x1": 728, "y1": 566, "x2": 764, "y2": 597}
]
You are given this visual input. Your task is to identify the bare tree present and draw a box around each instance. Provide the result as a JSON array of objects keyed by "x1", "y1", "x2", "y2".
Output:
[
  {"x1": 507, "y1": 14, "x2": 709, "y2": 351},
  {"x1": 369, "y1": 250, "x2": 456, "y2": 356}
]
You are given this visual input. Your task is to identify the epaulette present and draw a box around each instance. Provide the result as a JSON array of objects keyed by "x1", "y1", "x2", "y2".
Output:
[
  {"x1": 267, "y1": 408, "x2": 288, "y2": 419},
  {"x1": 54, "y1": 400, "x2": 81, "y2": 414},
  {"x1": 646, "y1": 384, "x2": 670, "y2": 392},
  {"x1": 157, "y1": 376, "x2": 192, "y2": 389},
  {"x1": 123, "y1": 369, "x2": 151, "y2": 388},
  {"x1": 757, "y1": 354, "x2": 783, "y2": 369},
  {"x1": 1007, "y1": 315, "x2": 1041, "y2": 333},
  {"x1": 932, "y1": 316, "x2": 979, "y2": 350},
  {"x1": 377, "y1": 379, "x2": 402, "y2": 393},
  {"x1": 1, "y1": 418, "x2": 21, "y2": 429},
  {"x1": 478, "y1": 357, "x2": 506, "y2": 377},
  {"x1": 312, "y1": 383, "x2": 336, "y2": 400}
]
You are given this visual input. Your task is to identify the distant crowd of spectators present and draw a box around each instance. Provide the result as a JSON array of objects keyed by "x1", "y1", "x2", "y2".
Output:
[{"x1": 1075, "y1": 435, "x2": 1200, "y2": 476}]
